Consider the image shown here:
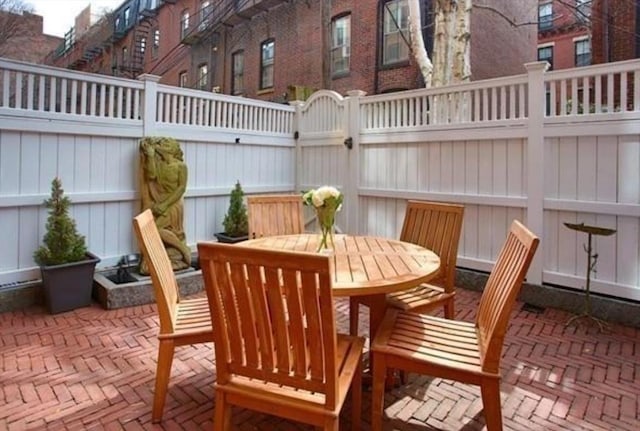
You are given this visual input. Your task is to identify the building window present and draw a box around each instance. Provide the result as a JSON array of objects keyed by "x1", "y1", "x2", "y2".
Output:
[
  {"x1": 197, "y1": 63, "x2": 208, "y2": 90},
  {"x1": 181, "y1": 10, "x2": 190, "y2": 39},
  {"x1": 260, "y1": 39, "x2": 275, "y2": 90},
  {"x1": 122, "y1": 46, "x2": 128, "y2": 65},
  {"x1": 538, "y1": 2, "x2": 552, "y2": 30},
  {"x1": 538, "y1": 46, "x2": 553, "y2": 70},
  {"x1": 331, "y1": 14, "x2": 350, "y2": 76},
  {"x1": 152, "y1": 29, "x2": 160, "y2": 57},
  {"x1": 200, "y1": 0, "x2": 212, "y2": 24},
  {"x1": 575, "y1": 39, "x2": 591, "y2": 67},
  {"x1": 140, "y1": 36, "x2": 146, "y2": 55},
  {"x1": 382, "y1": 0, "x2": 409, "y2": 65},
  {"x1": 232, "y1": 50, "x2": 244, "y2": 95},
  {"x1": 124, "y1": 7, "x2": 130, "y2": 27},
  {"x1": 179, "y1": 71, "x2": 188, "y2": 88},
  {"x1": 576, "y1": 0, "x2": 592, "y2": 21}
]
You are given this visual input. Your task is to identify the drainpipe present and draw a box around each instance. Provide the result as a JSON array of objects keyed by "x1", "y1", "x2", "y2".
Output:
[
  {"x1": 373, "y1": 3, "x2": 381, "y2": 94},
  {"x1": 603, "y1": 0, "x2": 610, "y2": 62}
]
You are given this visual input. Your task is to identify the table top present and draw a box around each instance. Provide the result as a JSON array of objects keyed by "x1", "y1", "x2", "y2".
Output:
[{"x1": 241, "y1": 233, "x2": 440, "y2": 297}]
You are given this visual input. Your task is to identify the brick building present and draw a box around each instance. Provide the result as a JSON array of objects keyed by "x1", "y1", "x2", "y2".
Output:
[
  {"x1": 0, "y1": 11, "x2": 62, "y2": 63},
  {"x1": 591, "y1": 0, "x2": 640, "y2": 64},
  {"x1": 537, "y1": 0, "x2": 640, "y2": 70},
  {"x1": 537, "y1": 0, "x2": 592, "y2": 70},
  {"x1": 48, "y1": 0, "x2": 536, "y2": 100}
]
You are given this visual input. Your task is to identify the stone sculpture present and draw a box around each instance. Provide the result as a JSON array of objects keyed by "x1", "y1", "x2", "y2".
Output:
[{"x1": 139, "y1": 137, "x2": 191, "y2": 274}]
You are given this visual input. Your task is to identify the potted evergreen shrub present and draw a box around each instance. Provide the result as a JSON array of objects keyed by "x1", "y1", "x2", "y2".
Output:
[
  {"x1": 214, "y1": 180, "x2": 249, "y2": 243},
  {"x1": 34, "y1": 177, "x2": 100, "y2": 314}
]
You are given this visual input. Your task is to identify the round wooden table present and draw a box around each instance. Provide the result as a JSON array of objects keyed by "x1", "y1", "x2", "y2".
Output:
[{"x1": 242, "y1": 233, "x2": 441, "y2": 342}]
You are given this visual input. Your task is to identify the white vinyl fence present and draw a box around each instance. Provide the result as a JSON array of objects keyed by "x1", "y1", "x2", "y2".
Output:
[
  {"x1": 1, "y1": 57, "x2": 639, "y2": 304},
  {"x1": 0, "y1": 58, "x2": 296, "y2": 286}
]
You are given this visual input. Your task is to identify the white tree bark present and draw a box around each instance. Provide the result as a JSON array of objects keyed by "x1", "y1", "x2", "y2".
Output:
[
  {"x1": 430, "y1": 0, "x2": 472, "y2": 87},
  {"x1": 453, "y1": 0, "x2": 472, "y2": 83},
  {"x1": 408, "y1": 0, "x2": 433, "y2": 87}
]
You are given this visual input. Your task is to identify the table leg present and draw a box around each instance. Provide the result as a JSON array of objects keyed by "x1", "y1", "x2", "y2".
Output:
[{"x1": 357, "y1": 294, "x2": 398, "y2": 388}]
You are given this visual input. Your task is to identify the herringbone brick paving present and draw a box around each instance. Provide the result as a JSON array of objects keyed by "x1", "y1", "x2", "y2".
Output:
[{"x1": 1, "y1": 288, "x2": 638, "y2": 430}]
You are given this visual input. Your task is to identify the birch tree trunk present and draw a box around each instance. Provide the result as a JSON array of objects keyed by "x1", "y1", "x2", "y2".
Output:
[
  {"x1": 431, "y1": 0, "x2": 471, "y2": 87},
  {"x1": 408, "y1": 0, "x2": 433, "y2": 87}
]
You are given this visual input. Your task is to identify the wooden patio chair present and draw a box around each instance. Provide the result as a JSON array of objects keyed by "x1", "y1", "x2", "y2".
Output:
[
  {"x1": 247, "y1": 194, "x2": 305, "y2": 239},
  {"x1": 370, "y1": 220, "x2": 539, "y2": 431},
  {"x1": 132, "y1": 209, "x2": 214, "y2": 423},
  {"x1": 197, "y1": 242, "x2": 365, "y2": 431},
  {"x1": 349, "y1": 200, "x2": 465, "y2": 335}
]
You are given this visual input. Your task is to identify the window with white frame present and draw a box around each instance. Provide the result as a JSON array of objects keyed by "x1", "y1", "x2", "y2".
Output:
[
  {"x1": 232, "y1": 50, "x2": 244, "y2": 95},
  {"x1": 152, "y1": 29, "x2": 160, "y2": 57},
  {"x1": 139, "y1": 36, "x2": 146, "y2": 55},
  {"x1": 260, "y1": 39, "x2": 275, "y2": 90},
  {"x1": 382, "y1": 0, "x2": 409, "y2": 65},
  {"x1": 538, "y1": 2, "x2": 552, "y2": 30},
  {"x1": 331, "y1": 14, "x2": 351, "y2": 76},
  {"x1": 200, "y1": 0, "x2": 212, "y2": 25},
  {"x1": 181, "y1": 10, "x2": 190, "y2": 39},
  {"x1": 575, "y1": 38, "x2": 591, "y2": 67},
  {"x1": 197, "y1": 63, "x2": 208, "y2": 90},
  {"x1": 538, "y1": 45, "x2": 553, "y2": 70},
  {"x1": 576, "y1": 0, "x2": 592, "y2": 21},
  {"x1": 124, "y1": 7, "x2": 130, "y2": 27},
  {"x1": 179, "y1": 71, "x2": 188, "y2": 88}
]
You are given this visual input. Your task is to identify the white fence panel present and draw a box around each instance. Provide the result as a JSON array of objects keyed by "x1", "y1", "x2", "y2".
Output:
[
  {"x1": 297, "y1": 90, "x2": 350, "y2": 231},
  {"x1": 543, "y1": 133, "x2": 640, "y2": 299},
  {"x1": 2, "y1": 57, "x2": 640, "y2": 303},
  {"x1": 0, "y1": 58, "x2": 142, "y2": 120}
]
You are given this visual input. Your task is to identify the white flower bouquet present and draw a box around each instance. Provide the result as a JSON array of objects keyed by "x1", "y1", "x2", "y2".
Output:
[{"x1": 302, "y1": 186, "x2": 343, "y2": 251}]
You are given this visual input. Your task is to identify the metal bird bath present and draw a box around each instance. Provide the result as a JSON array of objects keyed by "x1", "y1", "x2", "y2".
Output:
[{"x1": 563, "y1": 222, "x2": 616, "y2": 332}]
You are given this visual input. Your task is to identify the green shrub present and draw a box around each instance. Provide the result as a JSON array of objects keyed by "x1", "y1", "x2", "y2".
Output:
[
  {"x1": 222, "y1": 180, "x2": 249, "y2": 237},
  {"x1": 33, "y1": 177, "x2": 88, "y2": 266}
]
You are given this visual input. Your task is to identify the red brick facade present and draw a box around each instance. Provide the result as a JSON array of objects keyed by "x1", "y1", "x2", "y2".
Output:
[
  {"x1": 0, "y1": 11, "x2": 62, "y2": 64},
  {"x1": 538, "y1": 0, "x2": 640, "y2": 70},
  {"x1": 591, "y1": 0, "x2": 639, "y2": 64},
  {"x1": 537, "y1": 0, "x2": 590, "y2": 70},
  {"x1": 47, "y1": 0, "x2": 536, "y2": 100}
]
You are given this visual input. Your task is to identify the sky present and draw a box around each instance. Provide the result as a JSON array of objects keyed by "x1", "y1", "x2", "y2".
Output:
[{"x1": 29, "y1": 0, "x2": 122, "y2": 37}]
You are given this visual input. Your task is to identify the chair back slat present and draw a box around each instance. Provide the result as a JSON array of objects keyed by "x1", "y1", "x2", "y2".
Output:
[
  {"x1": 198, "y1": 243, "x2": 339, "y2": 406},
  {"x1": 133, "y1": 209, "x2": 179, "y2": 334},
  {"x1": 400, "y1": 201, "x2": 465, "y2": 291},
  {"x1": 476, "y1": 220, "x2": 539, "y2": 373},
  {"x1": 247, "y1": 194, "x2": 305, "y2": 239}
]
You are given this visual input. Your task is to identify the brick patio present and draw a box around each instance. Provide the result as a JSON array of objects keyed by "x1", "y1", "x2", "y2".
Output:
[{"x1": 1, "y1": 288, "x2": 638, "y2": 430}]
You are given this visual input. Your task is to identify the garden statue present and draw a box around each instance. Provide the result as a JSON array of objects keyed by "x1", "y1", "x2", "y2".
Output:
[{"x1": 139, "y1": 137, "x2": 191, "y2": 274}]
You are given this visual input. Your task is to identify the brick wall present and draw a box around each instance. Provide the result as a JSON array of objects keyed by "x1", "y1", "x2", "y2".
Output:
[
  {"x1": 592, "y1": 0, "x2": 638, "y2": 64},
  {"x1": 0, "y1": 12, "x2": 62, "y2": 64}
]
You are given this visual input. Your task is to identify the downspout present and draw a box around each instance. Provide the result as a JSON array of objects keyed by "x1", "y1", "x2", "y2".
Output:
[
  {"x1": 603, "y1": 0, "x2": 610, "y2": 62},
  {"x1": 373, "y1": 1, "x2": 381, "y2": 94}
]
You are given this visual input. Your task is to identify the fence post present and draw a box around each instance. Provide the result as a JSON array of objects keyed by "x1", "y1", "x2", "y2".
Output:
[
  {"x1": 138, "y1": 74, "x2": 161, "y2": 137},
  {"x1": 345, "y1": 90, "x2": 366, "y2": 234},
  {"x1": 525, "y1": 61, "x2": 549, "y2": 285},
  {"x1": 289, "y1": 100, "x2": 304, "y2": 194}
]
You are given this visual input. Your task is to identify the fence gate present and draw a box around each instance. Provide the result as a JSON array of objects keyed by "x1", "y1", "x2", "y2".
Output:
[{"x1": 294, "y1": 90, "x2": 357, "y2": 233}]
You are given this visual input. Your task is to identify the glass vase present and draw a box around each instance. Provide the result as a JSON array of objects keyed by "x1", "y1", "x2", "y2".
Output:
[{"x1": 315, "y1": 207, "x2": 336, "y2": 253}]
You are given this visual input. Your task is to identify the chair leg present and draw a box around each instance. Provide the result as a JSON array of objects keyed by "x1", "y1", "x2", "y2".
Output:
[
  {"x1": 370, "y1": 352, "x2": 387, "y2": 431},
  {"x1": 349, "y1": 298, "x2": 359, "y2": 336},
  {"x1": 351, "y1": 351, "x2": 363, "y2": 429},
  {"x1": 152, "y1": 339, "x2": 175, "y2": 423},
  {"x1": 480, "y1": 378, "x2": 503, "y2": 431},
  {"x1": 444, "y1": 300, "x2": 455, "y2": 319},
  {"x1": 214, "y1": 391, "x2": 231, "y2": 431}
]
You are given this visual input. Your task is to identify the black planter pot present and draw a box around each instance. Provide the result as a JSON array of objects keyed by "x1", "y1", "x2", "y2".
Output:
[
  {"x1": 214, "y1": 232, "x2": 249, "y2": 244},
  {"x1": 40, "y1": 252, "x2": 101, "y2": 314}
]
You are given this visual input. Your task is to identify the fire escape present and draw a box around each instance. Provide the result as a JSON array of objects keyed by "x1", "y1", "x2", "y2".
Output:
[{"x1": 181, "y1": 0, "x2": 288, "y2": 45}]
